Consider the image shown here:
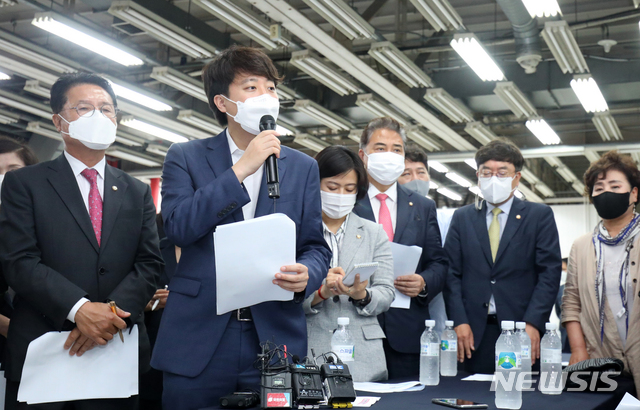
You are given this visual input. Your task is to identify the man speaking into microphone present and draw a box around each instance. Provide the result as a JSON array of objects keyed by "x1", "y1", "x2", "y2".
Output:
[{"x1": 152, "y1": 45, "x2": 331, "y2": 409}]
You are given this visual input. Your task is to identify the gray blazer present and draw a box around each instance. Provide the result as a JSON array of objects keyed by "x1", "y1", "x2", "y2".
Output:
[{"x1": 304, "y1": 213, "x2": 395, "y2": 382}]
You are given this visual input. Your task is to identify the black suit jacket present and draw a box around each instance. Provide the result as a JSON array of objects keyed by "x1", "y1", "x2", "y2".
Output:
[
  {"x1": 0, "y1": 154, "x2": 162, "y2": 381},
  {"x1": 354, "y1": 184, "x2": 448, "y2": 353},
  {"x1": 443, "y1": 198, "x2": 561, "y2": 346}
]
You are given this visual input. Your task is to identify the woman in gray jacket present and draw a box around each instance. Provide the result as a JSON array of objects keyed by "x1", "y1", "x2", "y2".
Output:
[{"x1": 305, "y1": 146, "x2": 395, "y2": 382}]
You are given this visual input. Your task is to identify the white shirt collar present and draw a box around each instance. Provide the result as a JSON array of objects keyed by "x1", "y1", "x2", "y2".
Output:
[
  {"x1": 368, "y1": 182, "x2": 398, "y2": 203},
  {"x1": 487, "y1": 195, "x2": 515, "y2": 216},
  {"x1": 64, "y1": 150, "x2": 106, "y2": 180},
  {"x1": 226, "y1": 129, "x2": 242, "y2": 156}
]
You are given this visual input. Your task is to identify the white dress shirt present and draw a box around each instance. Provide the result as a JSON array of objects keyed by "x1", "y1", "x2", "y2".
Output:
[
  {"x1": 368, "y1": 183, "x2": 398, "y2": 233},
  {"x1": 64, "y1": 151, "x2": 106, "y2": 323},
  {"x1": 228, "y1": 130, "x2": 264, "y2": 221},
  {"x1": 485, "y1": 196, "x2": 515, "y2": 315}
]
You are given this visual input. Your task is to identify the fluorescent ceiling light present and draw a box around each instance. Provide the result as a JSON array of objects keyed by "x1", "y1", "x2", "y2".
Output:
[
  {"x1": 151, "y1": 67, "x2": 208, "y2": 102},
  {"x1": 526, "y1": 118, "x2": 561, "y2": 145},
  {"x1": 469, "y1": 186, "x2": 483, "y2": 197},
  {"x1": 23, "y1": 80, "x2": 50, "y2": 98},
  {"x1": 544, "y1": 156, "x2": 578, "y2": 184},
  {"x1": 517, "y1": 183, "x2": 544, "y2": 203},
  {"x1": 0, "y1": 0, "x2": 17, "y2": 6},
  {"x1": 428, "y1": 160, "x2": 449, "y2": 173},
  {"x1": 464, "y1": 158, "x2": 477, "y2": 170},
  {"x1": 109, "y1": 1, "x2": 217, "y2": 59},
  {"x1": 541, "y1": 20, "x2": 588, "y2": 74},
  {"x1": 0, "y1": 92, "x2": 51, "y2": 119},
  {"x1": 121, "y1": 116, "x2": 189, "y2": 143},
  {"x1": 146, "y1": 145, "x2": 169, "y2": 157},
  {"x1": 294, "y1": 133, "x2": 331, "y2": 152},
  {"x1": 0, "y1": 71, "x2": 9, "y2": 80},
  {"x1": 32, "y1": 12, "x2": 144, "y2": 66},
  {"x1": 368, "y1": 41, "x2": 434, "y2": 88},
  {"x1": 194, "y1": 0, "x2": 289, "y2": 50},
  {"x1": 293, "y1": 99, "x2": 353, "y2": 131},
  {"x1": 0, "y1": 37, "x2": 76, "y2": 73},
  {"x1": 0, "y1": 55, "x2": 59, "y2": 85},
  {"x1": 450, "y1": 33, "x2": 505, "y2": 82},
  {"x1": 290, "y1": 50, "x2": 362, "y2": 96},
  {"x1": 348, "y1": 129, "x2": 363, "y2": 143},
  {"x1": 437, "y1": 187, "x2": 462, "y2": 201},
  {"x1": 301, "y1": 0, "x2": 376, "y2": 40},
  {"x1": 570, "y1": 75, "x2": 608, "y2": 113},
  {"x1": 110, "y1": 82, "x2": 173, "y2": 112},
  {"x1": 464, "y1": 121, "x2": 496, "y2": 145},
  {"x1": 177, "y1": 110, "x2": 224, "y2": 134},
  {"x1": 424, "y1": 88, "x2": 473, "y2": 123},
  {"x1": 494, "y1": 82, "x2": 537, "y2": 119},
  {"x1": 592, "y1": 111, "x2": 622, "y2": 141},
  {"x1": 522, "y1": 0, "x2": 562, "y2": 18},
  {"x1": 584, "y1": 149, "x2": 600, "y2": 163},
  {"x1": 26, "y1": 121, "x2": 61, "y2": 141},
  {"x1": 445, "y1": 171, "x2": 473, "y2": 187},
  {"x1": 277, "y1": 84, "x2": 298, "y2": 101},
  {"x1": 107, "y1": 147, "x2": 163, "y2": 167},
  {"x1": 115, "y1": 130, "x2": 145, "y2": 146},
  {"x1": 405, "y1": 126, "x2": 443, "y2": 151},
  {"x1": 514, "y1": 190, "x2": 524, "y2": 199},
  {"x1": 276, "y1": 124, "x2": 294, "y2": 136},
  {"x1": 356, "y1": 93, "x2": 409, "y2": 125},
  {"x1": 409, "y1": 0, "x2": 464, "y2": 31},
  {"x1": 0, "y1": 111, "x2": 18, "y2": 124},
  {"x1": 429, "y1": 180, "x2": 439, "y2": 189},
  {"x1": 520, "y1": 167, "x2": 555, "y2": 197}
]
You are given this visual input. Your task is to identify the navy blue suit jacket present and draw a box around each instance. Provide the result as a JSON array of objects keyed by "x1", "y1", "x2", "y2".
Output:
[
  {"x1": 151, "y1": 131, "x2": 331, "y2": 378},
  {"x1": 354, "y1": 184, "x2": 447, "y2": 353},
  {"x1": 443, "y1": 198, "x2": 561, "y2": 346}
]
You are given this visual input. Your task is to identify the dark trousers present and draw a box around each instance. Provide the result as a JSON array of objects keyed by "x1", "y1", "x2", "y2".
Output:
[
  {"x1": 4, "y1": 381, "x2": 138, "y2": 410},
  {"x1": 162, "y1": 318, "x2": 261, "y2": 410},
  {"x1": 464, "y1": 317, "x2": 501, "y2": 375},
  {"x1": 382, "y1": 338, "x2": 420, "y2": 379}
]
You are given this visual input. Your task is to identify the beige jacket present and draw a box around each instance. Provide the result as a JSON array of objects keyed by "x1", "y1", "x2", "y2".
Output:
[{"x1": 562, "y1": 233, "x2": 640, "y2": 393}]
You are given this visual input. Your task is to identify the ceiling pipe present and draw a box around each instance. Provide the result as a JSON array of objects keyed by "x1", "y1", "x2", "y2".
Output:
[{"x1": 494, "y1": 0, "x2": 542, "y2": 74}]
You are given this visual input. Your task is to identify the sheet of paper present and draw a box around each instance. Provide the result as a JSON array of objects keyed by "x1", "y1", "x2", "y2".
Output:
[
  {"x1": 215, "y1": 213, "x2": 296, "y2": 315},
  {"x1": 389, "y1": 242, "x2": 422, "y2": 309},
  {"x1": 352, "y1": 396, "x2": 381, "y2": 407},
  {"x1": 353, "y1": 381, "x2": 422, "y2": 393},
  {"x1": 0, "y1": 371, "x2": 5, "y2": 409},
  {"x1": 461, "y1": 374, "x2": 495, "y2": 382},
  {"x1": 18, "y1": 325, "x2": 139, "y2": 404},
  {"x1": 616, "y1": 392, "x2": 640, "y2": 410}
]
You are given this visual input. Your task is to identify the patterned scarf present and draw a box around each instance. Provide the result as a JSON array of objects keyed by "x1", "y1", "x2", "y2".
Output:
[{"x1": 592, "y1": 212, "x2": 640, "y2": 344}]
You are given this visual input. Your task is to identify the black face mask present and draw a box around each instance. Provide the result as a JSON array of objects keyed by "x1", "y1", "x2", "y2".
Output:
[{"x1": 592, "y1": 191, "x2": 633, "y2": 220}]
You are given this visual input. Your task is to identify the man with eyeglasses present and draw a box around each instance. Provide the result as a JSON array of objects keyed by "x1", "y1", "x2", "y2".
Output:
[
  {"x1": 0, "y1": 73, "x2": 163, "y2": 409},
  {"x1": 443, "y1": 140, "x2": 561, "y2": 374}
]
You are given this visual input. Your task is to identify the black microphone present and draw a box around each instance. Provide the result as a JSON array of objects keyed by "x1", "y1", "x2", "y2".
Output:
[{"x1": 259, "y1": 115, "x2": 280, "y2": 199}]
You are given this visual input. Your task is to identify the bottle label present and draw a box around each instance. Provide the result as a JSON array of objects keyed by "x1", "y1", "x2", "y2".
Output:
[
  {"x1": 541, "y1": 348, "x2": 562, "y2": 364},
  {"x1": 521, "y1": 346, "x2": 530, "y2": 359},
  {"x1": 421, "y1": 343, "x2": 440, "y2": 357},
  {"x1": 496, "y1": 351, "x2": 521, "y2": 370},
  {"x1": 441, "y1": 340, "x2": 458, "y2": 352},
  {"x1": 333, "y1": 345, "x2": 354, "y2": 362}
]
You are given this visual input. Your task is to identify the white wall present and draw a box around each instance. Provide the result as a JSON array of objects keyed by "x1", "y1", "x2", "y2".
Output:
[{"x1": 549, "y1": 203, "x2": 600, "y2": 259}]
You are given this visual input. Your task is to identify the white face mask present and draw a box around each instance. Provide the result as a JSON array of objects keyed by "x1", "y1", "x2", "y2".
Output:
[
  {"x1": 365, "y1": 152, "x2": 405, "y2": 186},
  {"x1": 58, "y1": 112, "x2": 117, "y2": 150},
  {"x1": 321, "y1": 190, "x2": 356, "y2": 219},
  {"x1": 403, "y1": 179, "x2": 430, "y2": 197},
  {"x1": 221, "y1": 94, "x2": 280, "y2": 135},
  {"x1": 479, "y1": 175, "x2": 516, "y2": 204}
]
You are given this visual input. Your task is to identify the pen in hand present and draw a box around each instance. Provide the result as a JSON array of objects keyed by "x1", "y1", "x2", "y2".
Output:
[
  {"x1": 152, "y1": 285, "x2": 169, "y2": 311},
  {"x1": 108, "y1": 301, "x2": 125, "y2": 343}
]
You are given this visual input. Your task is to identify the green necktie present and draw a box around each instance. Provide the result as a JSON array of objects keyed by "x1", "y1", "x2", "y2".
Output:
[{"x1": 489, "y1": 207, "x2": 503, "y2": 262}]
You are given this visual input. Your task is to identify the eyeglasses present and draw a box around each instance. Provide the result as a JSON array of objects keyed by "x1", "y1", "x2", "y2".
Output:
[
  {"x1": 477, "y1": 169, "x2": 515, "y2": 178},
  {"x1": 61, "y1": 102, "x2": 119, "y2": 119}
]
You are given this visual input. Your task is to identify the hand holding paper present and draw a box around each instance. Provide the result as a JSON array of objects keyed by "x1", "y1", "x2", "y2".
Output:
[
  {"x1": 388, "y1": 243, "x2": 423, "y2": 309},
  {"x1": 274, "y1": 263, "x2": 309, "y2": 293}
]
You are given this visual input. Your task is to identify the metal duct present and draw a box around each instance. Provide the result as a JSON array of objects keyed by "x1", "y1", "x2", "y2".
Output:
[{"x1": 495, "y1": 0, "x2": 542, "y2": 74}]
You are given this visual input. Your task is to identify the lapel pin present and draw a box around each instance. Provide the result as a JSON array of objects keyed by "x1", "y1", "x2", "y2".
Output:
[
  {"x1": 356, "y1": 235, "x2": 362, "y2": 239},
  {"x1": 112, "y1": 186, "x2": 118, "y2": 191},
  {"x1": 516, "y1": 215, "x2": 521, "y2": 219},
  {"x1": 409, "y1": 202, "x2": 413, "y2": 206}
]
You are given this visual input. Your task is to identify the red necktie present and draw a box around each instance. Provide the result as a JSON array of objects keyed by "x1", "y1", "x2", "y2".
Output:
[
  {"x1": 81, "y1": 168, "x2": 102, "y2": 246},
  {"x1": 375, "y1": 193, "x2": 394, "y2": 241}
]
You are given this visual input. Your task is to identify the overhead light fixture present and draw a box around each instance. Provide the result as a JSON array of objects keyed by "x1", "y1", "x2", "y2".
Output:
[
  {"x1": 0, "y1": 37, "x2": 76, "y2": 73},
  {"x1": 276, "y1": 124, "x2": 294, "y2": 136},
  {"x1": 522, "y1": 0, "x2": 562, "y2": 18},
  {"x1": 356, "y1": 93, "x2": 409, "y2": 125},
  {"x1": 109, "y1": 82, "x2": 173, "y2": 112},
  {"x1": 517, "y1": 183, "x2": 545, "y2": 202},
  {"x1": 32, "y1": 12, "x2": 144, "y2": 67},
  {"x1": 277, "y1": 84, "x2": 298, "y2": 101},
  {"x1": 0, "y1": 71, "x2": 9, "y2": 80},
  {"x1": 23, "y1": 80, "x2": 51, "y2": 98},
  {"x1": 445, "y1": 171, "x2": 473, "y2": 187},
  {"x1": 108, "y1": 1, "x2": 217, "y2": 59},
  {"x1": 0, "y1": 91, "x2": 51, "y2": 119},
  {"x1": 541, "y1": 20, "x2": 588, "y2": 74},
  {"x1": 405, "y1": 126, "x2": 443, "y2": 151},
  {"x1": 194, "y1": 0, "x2": 289, "y2": 50},
  {"x1": 494, "y1": 82, "x2": 537, "y2": 118},
  {"x1": 520, "y1": 167, "x2": 555, "y2": 197},
  {"x1": 146, "y1": 145, "x2": 169, "y2": 157},
  {"x1": 0, "y1": 0, "x2": 17, "y2": 6},
  {"x1": 409, "y1": 0, "x2": 464, "y2": 32},
  {"x1": 348, "y1": 129, "x2": 363, "y2": 143},
  {"x1": 526, "y1": 118, "x2": 561, "y2": 145},
  {"x1": 294, "y1": 133, "x2": 331, "y2": 152},
  {"x1": 464, "y1": 121, "x2": 496, "y2": 145},
  {"x1": 293, "y1": 99, "x2": 353, "y2": 131},
  {"x1": 107, "y1": 147, "x2": 163, "y2": 167},
  {"x1": 290, "y1": 50, "x2": 362, "y2": 96},
  {"x1": 301, "y1": 0, "x2": 376, "y2": 40},
  {"x1": 592, "y1": 111, "x2": 622, "y2": 141},
  {"x1": 450, "y1": 33, "x2": 505, "y2": 82},
  {"x1": 424, "y1": 88, "x2": 474, "y2": 123},
  {"x1": 464, "y1": 158, "x2": 477, "y2": 170},
  {"x1": 544, "y1": 156, "x2": 578, "y2": 183},
  {"x1": 177, "y1": 110, "x2": 224, "y2": 134},
  {"x1": 428, "y1": 160, "x2": 449, "y2": 173},
  {"x1": 368, "y1": 41, "x2": 435, "y2": 88},
  {"x1": 121, "y1": 116, "x2": 189, "y2": 143},
  {"x1": 570, "y1": 75, "x2": 608, "y2": 113},
  {"x1": 115, "y1": 130, "x2": 145, "y2": 146},
  {"x1": 468, "y1": 186, "x2": 483, "y2": 197},
  {"x1": 0, "y1": 110, "x2": 18, "y2": 124},
  {"x1": 584, "y1": 149, "x2": 600, "y2": 163},
  {"x1": 437, "y1": 187, "x2": 462, "y2": 201},
  {"x1": 0, "y1": 55, "x2": 59, "y2": 85},
  {"x1": 26, "y1": 121, "x2": 61, "y2": 141},
  {"x1": 151, "y1": 67, "x2": 208, "y2": 102}
]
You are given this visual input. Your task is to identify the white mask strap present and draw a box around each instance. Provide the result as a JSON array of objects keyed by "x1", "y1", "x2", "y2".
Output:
[{"x1": 219, "y1": 95, "x2": 238, "y2": 119}]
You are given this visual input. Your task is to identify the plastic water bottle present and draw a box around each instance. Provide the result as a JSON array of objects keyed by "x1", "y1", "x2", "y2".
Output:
[
  {"x1": 495, "y1": 321, "x2": 522, "y2": 409},
  {"x1": 440, "y1": 320, "x2": 458, "y2": 377},
  {"x1": 420, "y1": 319, "x2": 440, "y2": 386},
  {"x1": 540, "y1": 322, "x2": 563, "y2": 395},
  {"x1": 515, "y1": 322, "x2": 531, "y2": 389},
  {"x1": 331, "y1": 317, "x2": 354, "y2": 362}
]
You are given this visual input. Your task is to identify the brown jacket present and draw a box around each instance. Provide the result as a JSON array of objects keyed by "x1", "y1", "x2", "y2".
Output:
[{"x1": 562, "y1": 233, "x2": 640, "y2": 393}]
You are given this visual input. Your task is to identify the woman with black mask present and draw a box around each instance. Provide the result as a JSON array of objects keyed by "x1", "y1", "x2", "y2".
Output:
[{"x1": 562, "y1": 150, "x2": 640, "y2": 394}]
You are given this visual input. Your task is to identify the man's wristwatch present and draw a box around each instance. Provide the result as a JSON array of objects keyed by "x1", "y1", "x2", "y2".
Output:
[
  {"x1": 349, "y1": 289, "x2": 371, "y2": 308},
  {"x1": 418, "y1": 284, "x2": 428, "y2": 298}
]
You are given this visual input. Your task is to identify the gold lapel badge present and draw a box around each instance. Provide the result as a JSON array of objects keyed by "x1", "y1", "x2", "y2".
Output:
[
  {"x1": 516, "y1": 215, "x2": 521, "y2": 219},
  {"x1": 112, "y1": 186, "x2": 118, "y2": 191}
]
